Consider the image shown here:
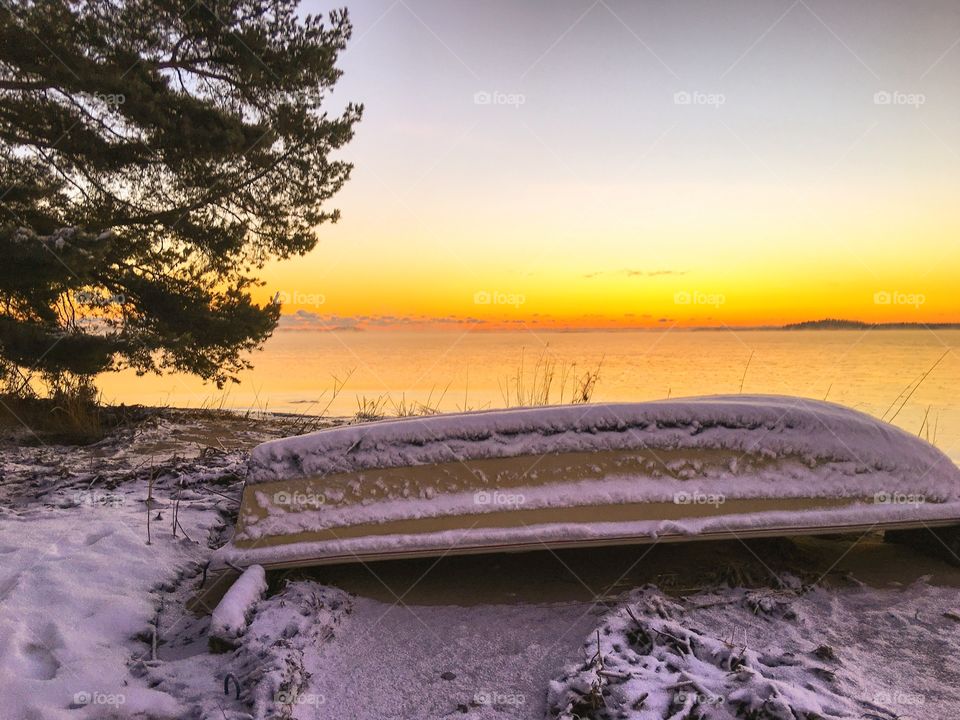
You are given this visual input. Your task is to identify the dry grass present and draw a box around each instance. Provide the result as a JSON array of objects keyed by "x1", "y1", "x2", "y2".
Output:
[
  {"x1": 0, "y1": 389, "x2": 136, "y2": 444},
  {"x1": 882, "y1": 349, "x2": 949, "y2": 424},
  {"x1": 389, "y1": 382, "x2": 451, "y2": 418},
  {"x1": 498, "y1": 346, "x2": 603, "y2": 407},
  {"x1": 343, "y1": 349, "x2": 603, "y2": 424},
  {"x1": 353, "y1": 394, "x2": 389, "y2": 422},
  {"x1": 1, "y1": 344, "x2": 605, "y2": 441},
  {"x1": 875, "y1": 349, "x2": 949, "y2": 446},
  {"x1": 0, "y1": 369, "x2": 116, "y2": 443},
  {"x1": 280, "y1": 369, "x2": 354, "y2": 434},
  {"x1": 353, "y1": 384, "x2": 451, "y2": 422},
  {"x1": 918, "y1": 404, "x2": 940, "y2": 445}
]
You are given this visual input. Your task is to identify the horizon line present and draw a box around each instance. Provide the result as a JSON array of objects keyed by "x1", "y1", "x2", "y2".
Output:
[{"x1": 275, "y1": 317, "x2": 960, "y2": 333}]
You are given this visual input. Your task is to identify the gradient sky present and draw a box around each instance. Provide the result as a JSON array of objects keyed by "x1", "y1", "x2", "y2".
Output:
[{"x1": 260, "y1": 0, "x2": 960, "y2": 329}]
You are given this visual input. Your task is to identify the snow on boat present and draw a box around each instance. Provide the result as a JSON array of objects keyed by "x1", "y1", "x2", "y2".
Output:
[{"x1": 211, "y1": 395, "x2": 960, "y2": 571}]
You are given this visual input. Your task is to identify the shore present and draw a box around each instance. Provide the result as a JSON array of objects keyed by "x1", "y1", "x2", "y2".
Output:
[{"x1": 1, "y1": 408, "x2": 959, "y2": 719}]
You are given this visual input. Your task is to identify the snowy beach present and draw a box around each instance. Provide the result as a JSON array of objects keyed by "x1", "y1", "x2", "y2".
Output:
[
  {"x1": 2, "y1": 409, "x2": 960, "y2": 719},
  {"x1": 4, "y1": 0, "x2": 959, "y2": 716}
]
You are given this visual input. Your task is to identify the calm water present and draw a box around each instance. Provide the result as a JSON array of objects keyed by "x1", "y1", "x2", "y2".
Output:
[{"x1": 98, "y1": 329, "x2": 960, "y2": 462}]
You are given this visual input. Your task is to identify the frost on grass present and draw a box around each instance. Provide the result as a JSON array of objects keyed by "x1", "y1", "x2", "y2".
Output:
[
  {"x1": 152, "y1": 580, "x2": 352, "y2": 720},
  {"x1": 228, "y1": 581, "x2": 352, "y2": 720},
  {"x1": 547, "y1": 587, "x2": 889, "y2": 720}
]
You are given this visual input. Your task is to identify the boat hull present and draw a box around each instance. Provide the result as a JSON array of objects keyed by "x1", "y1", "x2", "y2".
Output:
[{"x1": 212, "y1": 396, "x2": 960, "y2": 571}]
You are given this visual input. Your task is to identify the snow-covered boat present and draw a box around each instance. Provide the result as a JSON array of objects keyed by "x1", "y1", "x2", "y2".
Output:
[{"x1": 211, "y1": 395, "x2": 960, "y2": 573}]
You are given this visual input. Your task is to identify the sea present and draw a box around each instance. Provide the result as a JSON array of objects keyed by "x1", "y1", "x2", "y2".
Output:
[{"x1": 97, "y1": 329, "x2": 960, "y2": 462}]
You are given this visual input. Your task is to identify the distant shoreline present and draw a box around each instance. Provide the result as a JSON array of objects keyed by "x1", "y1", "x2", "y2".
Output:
[
  {"x1": 276, "y1": 318, "x2": 960, "y2": 333},
  {"x1": 575, "y1": 322, "x2": 960, "y2": 332},
  {"x1": 777, "y1": 319, "x2": 960, "y2": 331}
]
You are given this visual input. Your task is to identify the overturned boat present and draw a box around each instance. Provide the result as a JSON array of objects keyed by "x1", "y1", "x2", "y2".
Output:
[{"x1": 211, "y1": 395, "x2": 960, "y2": 572}]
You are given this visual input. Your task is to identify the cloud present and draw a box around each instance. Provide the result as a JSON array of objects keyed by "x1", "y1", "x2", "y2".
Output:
[
  {"x1": 278, "y1": 311, "x2": 489, "y2": 331},
  {"x1": 279, "y1": 310, "x2": 362, "y2": 331},
  {"x1": 582, "y1": 269, "x2": 687, "y2": 279},
  {"x1": 627, "y1": 269, "x2": 686, "y2": 277}
]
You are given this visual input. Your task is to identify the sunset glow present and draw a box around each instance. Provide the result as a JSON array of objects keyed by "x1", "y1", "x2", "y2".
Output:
[{"x1": 255, "y1": 0, "x2": 960, "y2": 331}]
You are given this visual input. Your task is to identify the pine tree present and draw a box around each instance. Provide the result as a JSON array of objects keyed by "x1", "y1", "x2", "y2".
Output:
[{"x1": 0, "y1": 0, "x2": 362, "y2": 391}]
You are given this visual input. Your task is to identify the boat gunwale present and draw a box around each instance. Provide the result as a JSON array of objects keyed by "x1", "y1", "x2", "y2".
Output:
[{"x1": 213, "y1": 514, "x2": 960, "y2": 571}]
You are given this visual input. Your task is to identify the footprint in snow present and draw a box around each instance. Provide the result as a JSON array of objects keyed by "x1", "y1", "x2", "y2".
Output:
[
  {"x1": 22, "y1": 624, "x2": 64, "y2": 680},
  {"x1": 84, "y1": 528, "x2": 115, "y2": 546}
]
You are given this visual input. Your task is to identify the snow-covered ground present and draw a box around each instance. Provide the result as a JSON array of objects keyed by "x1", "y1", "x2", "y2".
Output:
[
  {"x1": 549, "y1": 582, "x2": 960, "y2": 719},
  {"x1": 0, "y1": 411, "x2": 287, "y2": 720},
  {"x1": 1, "y1": 410, "x2": 959, "y2": 719}
]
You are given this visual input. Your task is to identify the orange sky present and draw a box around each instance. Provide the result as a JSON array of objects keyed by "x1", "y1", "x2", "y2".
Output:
[{"x1": 261, "y1": 0, "x2": 960, "y2": 331}]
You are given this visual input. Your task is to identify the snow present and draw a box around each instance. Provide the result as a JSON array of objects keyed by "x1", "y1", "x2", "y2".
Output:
[
  {"x1": 267, "y1": 555, "x2": 960, "y2": 720},
  {"x1": 547, "y1": 580, "x2": 960, "y2": 719},
  {"x1": 547, "y1": 587, "x2": 856, "y2": 718},
  {"x1": 216, "y1": 498, "x2": 960, "y2": 570},
  {"x1": 209, "y1": 565, "x2": 267, "y2": 642},
  {"x1": 220, "y1": 396, "x2": 960, "y2": 569},
  {"x1": 0, "y1": 411, "x2": 286, "y2": 720},
  {"x1": 225, "y1": 581, "x2": 351, "y2": 720},
  {"x1": 248, "y1": 396, "x2": 956, "y2": 489},
  {"x1": 0, "y1": 511, "x2": 189, "y2": 719},
  {"x1": 299, "y1": 595, "x2": 598, "y2": 719},
  {"x1": 1, "y1": 406, "x2": 959, "y2": 720}
]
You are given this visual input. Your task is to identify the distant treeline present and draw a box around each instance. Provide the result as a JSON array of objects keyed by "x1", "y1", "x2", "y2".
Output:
[{"x1": 781, "y1": 319, "x2": 960, "y2": 330}]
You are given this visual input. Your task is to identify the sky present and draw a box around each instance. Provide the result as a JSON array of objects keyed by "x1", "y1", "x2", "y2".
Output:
[{"x1": 261, "y1": 0, "x2": 960, "y2": 330}]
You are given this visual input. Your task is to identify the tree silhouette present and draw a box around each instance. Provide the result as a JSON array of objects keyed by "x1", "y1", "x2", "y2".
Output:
[{"x1": 0, "y1": 0, "x2": 362, "y2": 392}]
